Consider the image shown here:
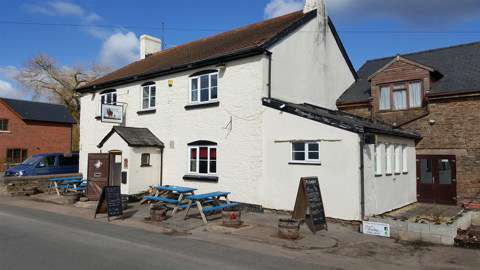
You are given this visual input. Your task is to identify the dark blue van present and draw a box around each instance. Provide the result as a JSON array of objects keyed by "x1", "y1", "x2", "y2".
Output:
[{"x1": 5, "y1": 153, "x2": 79, "y2": 177}]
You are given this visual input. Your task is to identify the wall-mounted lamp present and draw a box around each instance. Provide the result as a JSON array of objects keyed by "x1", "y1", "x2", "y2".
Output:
[{"x1": 168, "y1": 80, "x2": 173, "y2": 87}]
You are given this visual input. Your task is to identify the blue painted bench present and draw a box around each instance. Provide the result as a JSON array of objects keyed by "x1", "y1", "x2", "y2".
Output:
[{"x1": 184, "y1": 191, "x2": 238, "y2": 224}]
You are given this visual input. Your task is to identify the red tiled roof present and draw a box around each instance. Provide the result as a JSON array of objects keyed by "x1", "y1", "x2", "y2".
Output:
[{"x1": 78, "y1": 10, "x2": 316, "y2": 92}]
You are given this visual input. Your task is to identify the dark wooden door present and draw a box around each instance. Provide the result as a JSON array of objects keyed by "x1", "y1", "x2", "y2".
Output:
[
  {"x1": 87, "y1": 153, "x2": 110, "y2": 201},
  {"x1": 417, "y1": 155, "x2": 456, "y2": 205}
]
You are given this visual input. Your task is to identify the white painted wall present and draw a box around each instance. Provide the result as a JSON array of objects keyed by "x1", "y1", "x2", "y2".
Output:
[
  {"x1": 269, "y1": 15, "x2": 355, "y2": 109},
  {"x1": 129, "y1": 147, "x2": 162, "y2": 194},
  {"x1": 80, "y1": 56, "x2": 266, "y2": 203},
  {"x1": 262, "y1": 108, "x2": 362, "y2": 221},
  {"x1": 363, "y1": 135, "x2": 417, "y2": 217}
]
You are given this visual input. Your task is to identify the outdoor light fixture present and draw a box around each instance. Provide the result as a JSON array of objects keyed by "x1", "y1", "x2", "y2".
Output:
[
  {"x1": 168, "y1": 80, "x2": 173, "y2": 87},
  {"x1": 280, "y1": 104, "x2": 286, "y2": 109}
]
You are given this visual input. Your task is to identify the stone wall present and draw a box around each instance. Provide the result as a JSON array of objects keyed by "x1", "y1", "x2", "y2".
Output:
[{"x1": 0, "y1": 173, "x2": 82, "y2": 196}]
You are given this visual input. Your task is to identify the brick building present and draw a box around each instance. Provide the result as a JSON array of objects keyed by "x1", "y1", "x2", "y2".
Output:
[
  {"x1": 0, "y1": 98, "x2": 75, "y2": 172},
  {"x1": 337, "y1": 42, "x2": 480, "y2": 206}
]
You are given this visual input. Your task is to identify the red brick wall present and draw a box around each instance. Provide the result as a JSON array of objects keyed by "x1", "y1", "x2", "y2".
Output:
[{"x1": 0, "y1": 101, "x2": 72, "y2": 172}]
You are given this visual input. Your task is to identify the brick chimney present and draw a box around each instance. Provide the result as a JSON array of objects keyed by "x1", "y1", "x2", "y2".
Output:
[{"x1": 140, "y1": 35, "x2": 162, "y2": 59}]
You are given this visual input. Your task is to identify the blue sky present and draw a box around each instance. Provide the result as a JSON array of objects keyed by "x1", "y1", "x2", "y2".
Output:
[{"x1": 2, "y1": 0, "x2": 480, "y2": 99}]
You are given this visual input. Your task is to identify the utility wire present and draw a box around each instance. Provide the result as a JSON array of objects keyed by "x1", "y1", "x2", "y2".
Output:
[{"x1": 1, "y1": 20, "x2": 480, "y2": 34}]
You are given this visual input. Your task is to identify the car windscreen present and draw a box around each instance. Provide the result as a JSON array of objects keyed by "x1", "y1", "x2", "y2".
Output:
[{"x1": 21, "y1": 156, "x2": 42, "y2": 166}]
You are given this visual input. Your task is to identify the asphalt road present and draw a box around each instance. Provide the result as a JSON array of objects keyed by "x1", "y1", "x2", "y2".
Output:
[{"x1": 0, "y1": 203, "x2": 328, "y2": 270}]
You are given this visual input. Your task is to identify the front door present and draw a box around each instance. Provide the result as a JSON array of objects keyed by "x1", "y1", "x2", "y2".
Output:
[
  {"x1": 417, "y1": 155, "x2": 456, "y2": 205},
  {"x1": 87, "y1": 153, "x2": 110, "y2": 201},
  {"x1": 109, "y1": 152, "x2": 122, "y2": 186}
]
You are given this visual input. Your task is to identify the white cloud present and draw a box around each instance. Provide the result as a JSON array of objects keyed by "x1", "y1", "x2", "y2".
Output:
[
  {"x1": 0, "y1": 66, "x2": 33, "y2": 99},
  {"x1": 100, "y1": 32, "x2": 139, "y2": 68},
  {"x1": 0, "y1": 66, "x2": 20, "y2": 79},
  {"x1": 265, "y1": 0, "x2": 303, "y2": 18}
]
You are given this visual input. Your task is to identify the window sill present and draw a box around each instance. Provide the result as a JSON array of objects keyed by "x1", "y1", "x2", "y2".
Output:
[
  {"x1": 184, "y1": 101, "x2": 220, "y2": 110},
  {"x1": 183, "y1": 174, "x2": 219, "y2": 182},
  {"x1": 95, "y1": 116, "x2": 101, "y2": 120},
  {"x1": 288, "y1": 162, "x2": 322, "y2": 166},
  {"x1": 0, "y1": 131, "x2": 11, "y2": 133},
  {"x1": 137, "y1": 109, "x2": 156, "y2": 115},
  {"x1": 375, "y1": 174, "x2": 383, "y2": 177},
  {"x1": 140, "y1": 165, "x2": 151, "y2": 167}
]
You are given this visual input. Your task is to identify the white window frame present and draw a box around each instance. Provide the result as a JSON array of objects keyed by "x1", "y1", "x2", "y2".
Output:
[
  {"x1": 385, "y1": 144, "x2": 393, "y2": 175},
  {"x1": 99, "y1": 90, "x2": 117, "y2": 115},
  {"x1": 0, "y1": 118, "x2": 9, "y2": 132},
  {"x1": 189, "y1": 72, "x2": 218, "y2": 104},
  {"x1": 188, "y1": 145, "x2": 217, "y2": 175},
  {"x1": 402, "y1": 145, "x2": 408, "y2": 173},
  {"x1": 394, "y1": 144, "x2": 402, "y2": 174},
  {"x1": 374, "y1": 144, "x2": 382, "y2": 176},
  {"x1": 291, "y1": 142, "x2": 321, "y2": 164},
  {"x1": 141, "y1": 84, "x2": 156, "y2": 110}
]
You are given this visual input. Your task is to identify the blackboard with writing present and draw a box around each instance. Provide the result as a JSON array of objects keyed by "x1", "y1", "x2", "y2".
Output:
[
  {"x1": 94, "y1": 186, "x2": 123, "y2": 221},
  {"x1": 292, "y1": 177, "x2": 327, "y2": 233}
]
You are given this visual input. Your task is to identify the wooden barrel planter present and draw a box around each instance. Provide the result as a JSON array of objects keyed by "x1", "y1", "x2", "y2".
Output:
[
  {"x1": 150, "y1": 205, "x2": 168, "y2": 222},
  {"x1": 222, "y1": 208, "x2": 242, "y2": 227},
  {"x1": 278, "y1": 219, "x2": 300, "y2": 240},
  {"x1": 63, "y1": 192, "x2": 80, "y2": 205},
  {"x1": 121, "y1": 195, "x2": 129, "y2": 210}
]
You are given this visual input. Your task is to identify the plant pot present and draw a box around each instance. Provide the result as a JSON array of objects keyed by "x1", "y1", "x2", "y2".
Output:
[
  {"x1": 222, "y1": 208, "x2": 242, "y2": 227},
  {"x1": 63, "y1": 192, "x2": 80, "y2": 205},
  {"x1": 150, "y1": 205, "x2": 167, "y2": 222},
  {"x1": 278, "y1": 218, "x2": 300, "y2": 240}
]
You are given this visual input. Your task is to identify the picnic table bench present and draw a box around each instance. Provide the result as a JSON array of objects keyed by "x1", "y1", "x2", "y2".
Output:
[
  {"x1": 143, "y1": 185, "x2": 197, "y2": 216},
  {"x1": 48, "y1": 177, "x2": 85, "y2": 196},
  {"x1": 184, "y1": 191, "x2": 239, "y2": 224}
]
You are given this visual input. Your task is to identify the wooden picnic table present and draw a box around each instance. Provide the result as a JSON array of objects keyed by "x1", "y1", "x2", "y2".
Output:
[
  {"x1": 48, "y1": 177, "x2": 85, "y2": 196},
  {"x1": 144, "y1": 185, "x2": 197, "y2": 216},
  {"x1": 184, "y1": 191, "x2": 239, "y2": 224}
]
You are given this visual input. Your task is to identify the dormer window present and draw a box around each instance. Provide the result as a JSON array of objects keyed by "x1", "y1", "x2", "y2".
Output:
[
  {"x1": 190, "y1": 71, "x2": 218, "y2": 104},
  {"x1": 379, "y1": 81, "x2": 423, "y2": 111}
]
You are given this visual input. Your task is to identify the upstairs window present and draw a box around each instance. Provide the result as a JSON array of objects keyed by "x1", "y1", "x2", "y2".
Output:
[
  {"x1": 190, "y1": 71, "x2": 218, "y2": 104},
  {"x1": 141, "y1": 83, "x2": 156, "y2": 110},
  {"x1": 291, "y1": 142, "x2": 320, "y2": 164},
  {"x1": 101, "y1": 90, "x2": 117, "y2": 106},
  {"x1": 188, "y1": 141, "x2": 217, "y2": 175},
  {"x1": 0, "y1": 119, "x2": 9, "y2": 131},
  {"x1": 379, "y1": 81, "x2": 423, "y2": 111}
]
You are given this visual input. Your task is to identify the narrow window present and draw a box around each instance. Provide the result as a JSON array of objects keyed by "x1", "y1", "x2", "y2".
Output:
[
  {"x1": 394, "y1": 144, "x2": 401, "y2": 174},
  {"x1": 402, "y1": 145, "x2": 408, "y2": 173},
  {"x1": 409, "y1": 82, "x2": 422, "y2": 108},
  {"x1": 141, "y1": 153, "x2": 151, "y2": 167},
  {"x1": 393, "y1": 85, "x2": 407, "y2": 110},
  {"x1": 385, "y1": 144, "x2": 393, "y2": 174},
  {"x1": 374, "y1": 144, "x2": 382, "y2": 175},
  {"x1": 0, "y1": 119, "x2": 9, "y2": 131},
  {"x1": 379, "y1": 87, "x2": 391, "y2": 110},
  {"x1": 190, "y1": 72, "x2": 218, "y2": 104},
  {"x1": 188, "y1": 144, "x2": 217, "y2": 175},
  {"x1": 291, "y1": 142, "x2": 320, "y2": 163},
  {"x1": 142, "y1": 84, "x2": 156, "y2": 110}
]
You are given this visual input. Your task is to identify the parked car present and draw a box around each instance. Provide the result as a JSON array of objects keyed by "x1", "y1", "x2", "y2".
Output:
[{"x1": 4, "y1": 153, "x2": 79, "y2": 177}]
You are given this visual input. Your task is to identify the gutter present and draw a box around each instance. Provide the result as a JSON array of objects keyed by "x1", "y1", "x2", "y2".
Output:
[{"x1": 266, "y1": 50, "x2": 273, "y2": 98}]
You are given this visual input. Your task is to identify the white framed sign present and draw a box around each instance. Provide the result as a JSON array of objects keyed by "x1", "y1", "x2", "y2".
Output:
[
  {"x1": 101, "y1": 104, "x2": 123, "y2": 123},
  {"x1": 362, "y1": 221, "x2": 390, "y2": 238}
]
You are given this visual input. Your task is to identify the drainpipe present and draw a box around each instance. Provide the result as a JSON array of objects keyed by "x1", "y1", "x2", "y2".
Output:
[
  {"x1": 359, "y1": 133, "x2": 366, "y2": 220},
  {"x1": 266, "y1": 50, "x2": 273, "y2": 99},
  {"x1": 159, "y1": 148, "x2": 164, "y2": 186}
]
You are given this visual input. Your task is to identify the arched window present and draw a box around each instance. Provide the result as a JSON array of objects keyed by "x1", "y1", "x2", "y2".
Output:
[
  {"x1": 189, "y1": 70, "x2": 218, "y2": 104},
  {"x1": 100, "y1": 89, "x2": 117, "y2": 106},
  {"x1": 188, "y1": 140, "x2": 217, "y2": 175},
  {"x1": 141, "y1": 81, "x2": 156, "y2": 110}
]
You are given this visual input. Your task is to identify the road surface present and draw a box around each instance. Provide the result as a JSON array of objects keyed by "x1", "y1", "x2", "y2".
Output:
[{"x1": 0, "y1": 203, "x2": 327, "y2": 270}]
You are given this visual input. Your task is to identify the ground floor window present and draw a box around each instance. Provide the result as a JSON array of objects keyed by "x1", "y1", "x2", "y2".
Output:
[
  {"x1": 141, "y1": 153, "x2": 151, "y2": 167},
  {"x1": 6, "y1": 149, "x2": 27, "y2": 164},
  {"x1": 189, "y1": 145, "x2": 217, "y2": 175},
  {"x1": 291, "y1": 142, "x2": 320, "y2": 163}
]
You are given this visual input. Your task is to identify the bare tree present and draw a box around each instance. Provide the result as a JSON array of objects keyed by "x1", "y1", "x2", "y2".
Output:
[{"x1": 15, "y1": 54, "x2": 110, "y2": 150}]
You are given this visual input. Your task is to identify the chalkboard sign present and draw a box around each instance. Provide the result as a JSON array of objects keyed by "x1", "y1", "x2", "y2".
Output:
[
  {"x1": 94, "y1": 186, "x2": 123, "y2": 221},
  {"x1": 292, "y1": 177, "x2": 327, "y2": 233}
]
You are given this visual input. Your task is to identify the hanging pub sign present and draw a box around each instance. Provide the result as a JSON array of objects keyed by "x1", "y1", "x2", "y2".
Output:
[
  {"x1": 101, "y1": 104, "x2": 123, "y2": 123},
  {"x1": 94, "y1": 186, "x2": 123, "y2": 221},
  {"x1": 292, "y1": 177, "x2": 327, "y2": 233}
]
